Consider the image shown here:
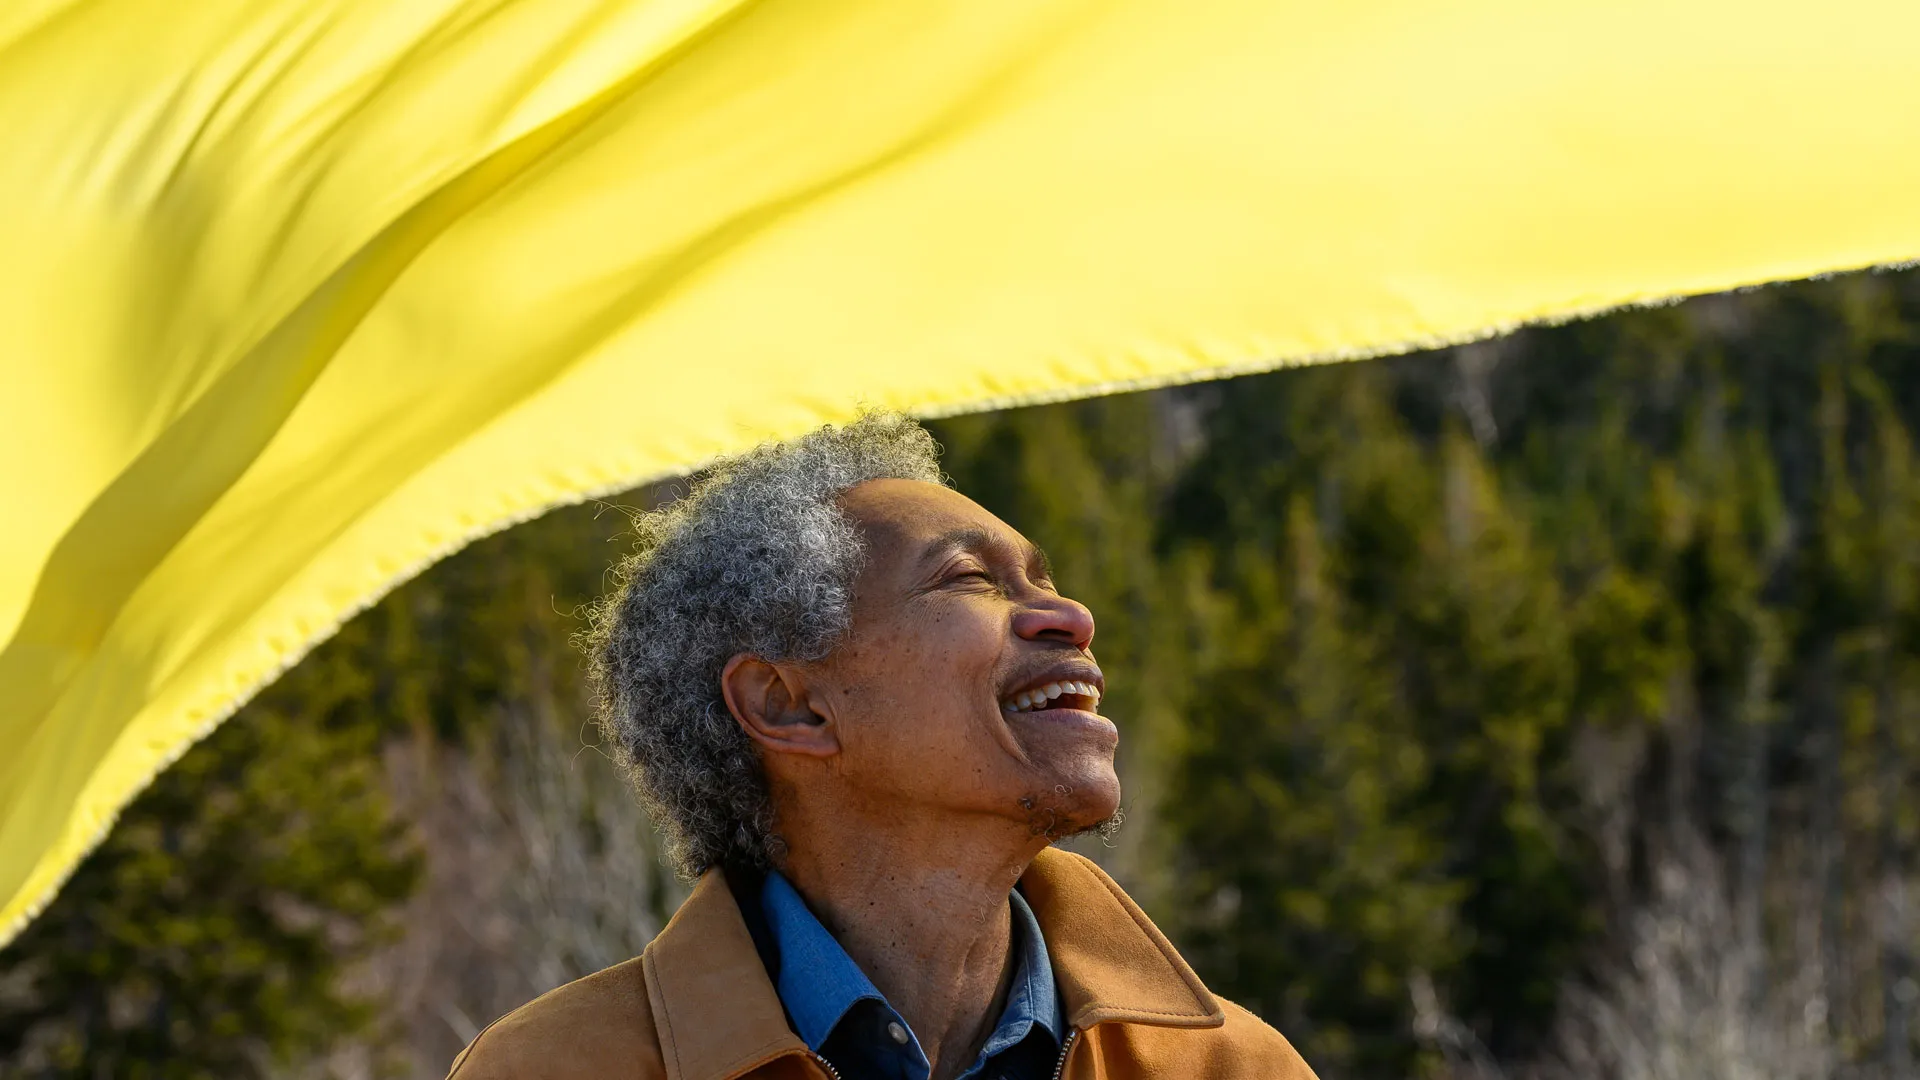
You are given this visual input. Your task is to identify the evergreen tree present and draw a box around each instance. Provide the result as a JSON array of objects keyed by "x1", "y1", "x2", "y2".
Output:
[
  {"x1": 946, "y1": 269, "x2": 1920, "y2": 1077},
  {"x1": 0, "y1": 498, "x2": 644, "y2": 1076},
  {"x1": 0, "y1": 620, "x2": 419, "y2": 1077}
]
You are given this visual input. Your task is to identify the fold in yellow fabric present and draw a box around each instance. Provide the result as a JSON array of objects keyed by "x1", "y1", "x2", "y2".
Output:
[{"x1": 3, "y1": 0, "x2": 1919, "y2": 944}]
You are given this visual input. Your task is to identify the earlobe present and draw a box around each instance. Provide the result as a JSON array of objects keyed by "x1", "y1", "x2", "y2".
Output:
[{"x1": 721, "y1": 654, "x2": 839, "y2": 758}]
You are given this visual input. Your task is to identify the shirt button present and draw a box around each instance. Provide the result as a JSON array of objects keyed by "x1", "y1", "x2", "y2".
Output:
[{"x1": 886, "y1": 1020, "x2": 910, "y2": 1046}]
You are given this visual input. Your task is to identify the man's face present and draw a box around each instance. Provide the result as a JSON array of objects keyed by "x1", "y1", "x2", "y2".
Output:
[{"x1": 812, "y1": 478, "x2": 1120, "y2": 839}]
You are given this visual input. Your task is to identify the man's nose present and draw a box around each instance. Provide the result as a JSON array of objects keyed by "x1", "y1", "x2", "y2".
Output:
[{"x1": 1013, "y1": 592, "x2": 1096, "y2": 650}]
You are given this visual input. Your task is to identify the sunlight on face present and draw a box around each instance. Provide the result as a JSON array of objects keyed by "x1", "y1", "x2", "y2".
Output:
[{"x1": 816, "y1": 479, "x2": 1121, "y2": 838}]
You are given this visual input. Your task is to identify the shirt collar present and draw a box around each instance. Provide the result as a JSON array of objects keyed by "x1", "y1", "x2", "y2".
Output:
[
  {"x1": 976, "y1": 885, "x2": 1063, "y2": 1057},
  {"x1": 758, "y1": 870, "x2": 1064, "y2": 1059},
  {"x1": 759, "y1": 870, "x2": 888, "y2": 1050}
]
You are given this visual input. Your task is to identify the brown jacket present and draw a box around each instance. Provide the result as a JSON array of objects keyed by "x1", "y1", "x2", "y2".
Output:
[{"x1": 448, "y1": 848, "x2": 1317, "y2": 1079}]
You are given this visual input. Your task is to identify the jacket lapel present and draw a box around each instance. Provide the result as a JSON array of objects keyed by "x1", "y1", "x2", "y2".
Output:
[
  {"x1": 642, "y1": 871, "x2": 810, "y2": 1080},
  {"x1": 1019, "y1": 848, "x2": 1226, "y2": 1032}
]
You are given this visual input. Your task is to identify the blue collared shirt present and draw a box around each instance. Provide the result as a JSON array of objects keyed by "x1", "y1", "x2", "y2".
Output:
[{"x1": 759, "y1": 871, "x2": 1066, "y2": 1080}]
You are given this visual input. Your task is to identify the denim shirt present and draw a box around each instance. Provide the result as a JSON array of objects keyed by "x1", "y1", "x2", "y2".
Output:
[{"x1": 759, "y1": 871, "x2": 1066, "y2": 1080}]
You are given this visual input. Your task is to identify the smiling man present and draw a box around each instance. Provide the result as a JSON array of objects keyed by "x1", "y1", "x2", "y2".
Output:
[{"x1": 449, "y1": 413, "x2": 1316, "y2": 1080}]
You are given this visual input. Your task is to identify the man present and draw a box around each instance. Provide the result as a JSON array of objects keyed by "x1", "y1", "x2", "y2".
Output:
[{"x1": 450, "y1": 413, "x2": 1316, "y2": 1079}]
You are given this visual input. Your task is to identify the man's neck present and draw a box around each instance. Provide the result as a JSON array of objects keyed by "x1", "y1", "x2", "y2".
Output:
[{"x1": 777, "y1": 817, "x2": 1047, "y2": 1080}]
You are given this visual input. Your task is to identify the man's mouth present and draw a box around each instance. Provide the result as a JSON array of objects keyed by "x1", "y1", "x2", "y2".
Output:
[{"x1": 999, "y1": 678, "x2": 1103, "y2": 714}]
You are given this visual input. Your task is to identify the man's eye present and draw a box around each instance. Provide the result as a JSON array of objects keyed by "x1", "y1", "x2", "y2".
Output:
[{"x1": 949, "y1": 569, "x2": 992, "y2": 584}]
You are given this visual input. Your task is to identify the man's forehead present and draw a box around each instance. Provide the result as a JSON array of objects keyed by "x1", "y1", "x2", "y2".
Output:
[
  {"x1": 838, "y1": 478, "x2": 995, "y2": 535},
  {"x1": 837, "y1": 479, "x2": 1028, "y2": 561}
]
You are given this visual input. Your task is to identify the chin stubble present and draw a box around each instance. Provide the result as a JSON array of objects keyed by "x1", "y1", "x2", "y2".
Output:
[{"x1": 1018, "y1": 786, "x2": 1126, "y2": 842}]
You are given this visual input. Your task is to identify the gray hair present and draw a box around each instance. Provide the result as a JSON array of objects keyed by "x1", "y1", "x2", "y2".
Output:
[{"x1": 584, "y1": 412, "x2": 945, "y2": 877}]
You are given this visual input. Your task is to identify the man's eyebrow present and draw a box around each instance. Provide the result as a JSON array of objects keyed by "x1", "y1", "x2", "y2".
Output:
[
  {"x1": 920, "y1": 527, "x2": 1054, "y2": 579},
  {"x1": 919, "y1": 527, "x2": 996, "y2": 564}
]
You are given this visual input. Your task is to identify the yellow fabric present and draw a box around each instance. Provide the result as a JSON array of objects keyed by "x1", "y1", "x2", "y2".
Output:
[{"x1": 3, "y1": 0, "x2": 1920, "y2": 947}]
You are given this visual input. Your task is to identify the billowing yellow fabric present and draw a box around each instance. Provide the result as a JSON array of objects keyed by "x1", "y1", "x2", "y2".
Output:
[{"x1": 3, "y1": 0, "x2": 1919, "y2": 945}]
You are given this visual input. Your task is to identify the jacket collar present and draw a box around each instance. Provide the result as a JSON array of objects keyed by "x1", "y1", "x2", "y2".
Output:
[
  {"x1": 641, "y1": 847, "x2": 1225, "y2": 1080},
  {"x1": 1018, "y1": 847, "x2": 1224, "y2": 1033}
]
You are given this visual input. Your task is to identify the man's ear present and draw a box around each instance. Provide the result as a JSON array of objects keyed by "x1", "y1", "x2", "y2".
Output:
[{"x1": 721, "y1": 654, "x2": 839, "y2": 758}]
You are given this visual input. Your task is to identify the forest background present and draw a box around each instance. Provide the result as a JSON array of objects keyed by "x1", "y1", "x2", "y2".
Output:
[{"x1": 4, "y1": 268, "x2": 1919, "y2": 1079}]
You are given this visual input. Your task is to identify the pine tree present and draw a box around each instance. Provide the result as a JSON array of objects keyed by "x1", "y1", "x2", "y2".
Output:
[
  {"x1": 0, "y1": 498, "x2": 644, "y2": 1076},
  {"x1": 0, "y1": 620, "x2": 419, "y2": 1077}
]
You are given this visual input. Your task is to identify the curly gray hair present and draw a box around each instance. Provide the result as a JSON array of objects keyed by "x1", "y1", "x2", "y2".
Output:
[{"x1": 584, "y1": 412, "x2": 945, "y2": 878}]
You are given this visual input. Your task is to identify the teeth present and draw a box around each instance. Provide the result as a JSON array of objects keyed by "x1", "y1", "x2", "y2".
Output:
[{"x1": 1001, "y1": 679, "x2": 1103, "y2": 713}]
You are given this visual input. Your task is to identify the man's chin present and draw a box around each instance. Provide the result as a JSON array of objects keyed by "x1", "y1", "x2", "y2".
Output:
[{"x1": 1017, "y1": 772, "x2": 1123, "y2": 841}]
